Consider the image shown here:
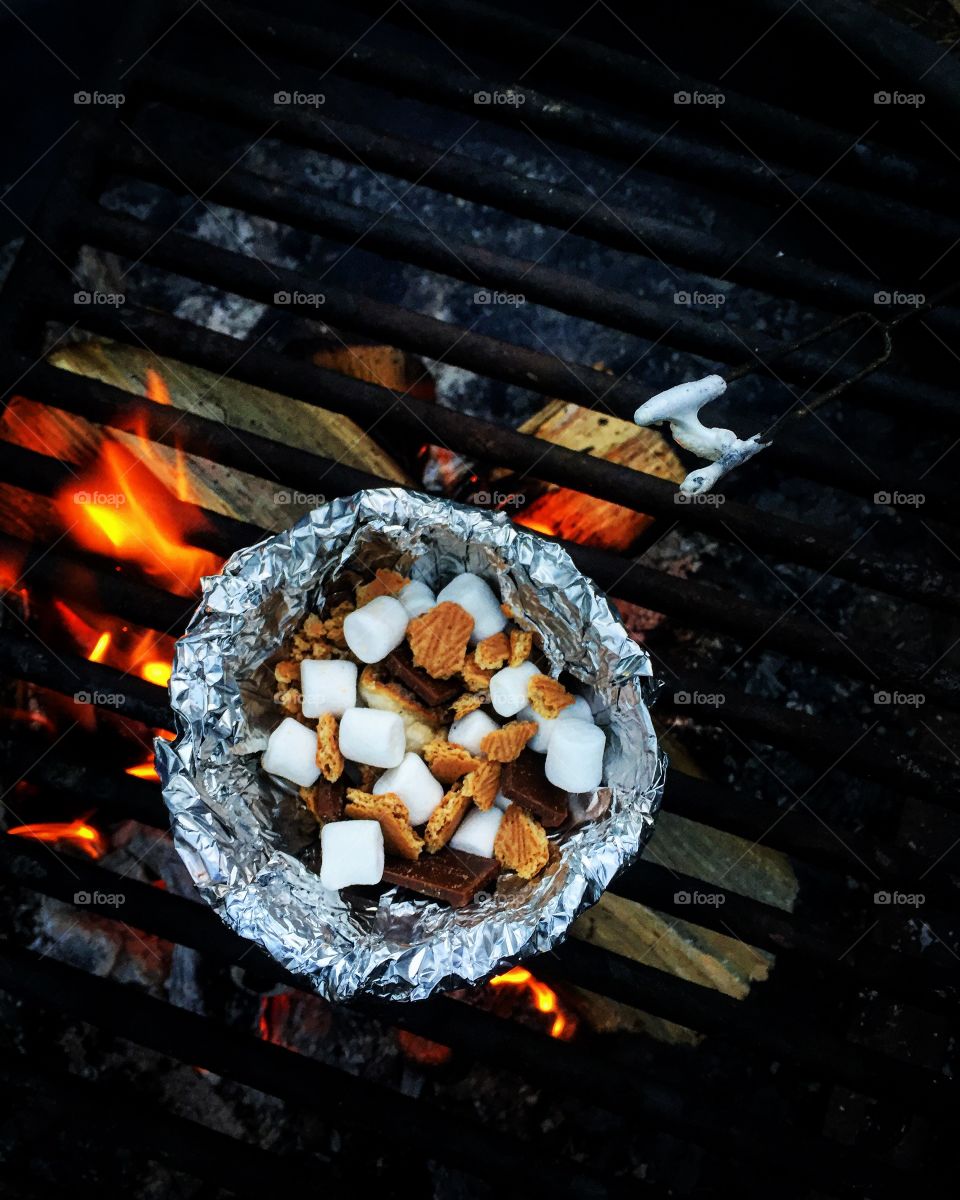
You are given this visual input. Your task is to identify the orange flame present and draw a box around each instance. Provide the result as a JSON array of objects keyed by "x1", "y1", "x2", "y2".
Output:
[
  {"x1": 55, "y1": 436, "x2": 219, "y2": 596},
  {"x1": 144, "y1": 368, "x2": 172, "y2": 406},
  {"x1": 51, "y1": 370, "x2": 220, "y2": 596},
  {"x1": 489, "y1": 966, "x2": 576, "y2": 1040},
  {"x1": 7, "y1": 819, "x2": 106, "y2": 859},
  {"x1": 88, "y1": 631, "x2": 111, "y2": 663}
]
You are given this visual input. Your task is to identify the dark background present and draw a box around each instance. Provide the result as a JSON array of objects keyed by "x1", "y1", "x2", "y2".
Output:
[{"x1": 2, "y1": 1, "x2": 959, "y2": 250}]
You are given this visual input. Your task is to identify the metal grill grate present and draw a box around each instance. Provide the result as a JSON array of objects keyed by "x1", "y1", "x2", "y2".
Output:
[{"x1": 1, "y1": 0, "x2": 958, "y2": 1194}]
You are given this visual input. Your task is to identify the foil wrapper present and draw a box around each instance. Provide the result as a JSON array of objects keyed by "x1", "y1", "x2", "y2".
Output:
[{"x1": 157, "y1": 488, "x2": 665, "y2": 1002}]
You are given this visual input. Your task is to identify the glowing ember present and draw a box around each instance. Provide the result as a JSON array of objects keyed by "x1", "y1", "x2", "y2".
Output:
[
  {"x1": 88, "y1": 630, "x2": 111, "y2": 663},
  {"x1": 140, "y1": 659, "x2": 172, "y2": 688},
  {"x1": 124, "y1": 758, "x2": 159, "y2": 780},
  {"x1": 7, "y1": 819, "x2": 106, "y2": 860},
  {"x1": 514, "y1": 512, "x2": 559, "y2": 537},
  {"x1": 256, "y1": 993, "x2": 296, "y2": 1048},
  {"x1": 396, "y1": 1028, "x2": 453, "y2": 1067},
  {"x1": 489, "y1": 966, "x2": 576, "y2": 1040}
]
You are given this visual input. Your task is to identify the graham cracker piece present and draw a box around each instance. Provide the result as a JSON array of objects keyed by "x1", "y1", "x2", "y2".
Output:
[
  {"x1": 291, "y1": 634, "x2": 337, "y2": 661},
  {"x1": 494, "y1": 804, "x2": 550, "y2": 879},
  {"x1": 275, "y1": 687, "x2": 302, "y2": 716},
  {"x1": 528, "y1": 673, "x2": 575, "y2": 719},
  {"x1": 508, "y1": 629, "x2": 533, "y2": 667},
  {"x1": 407, "y1": 600, "x2": 474, "y2": 679},
  {"x1": 345, "y1": 789, "x2": 423, "y2": 861},
  {"x1": 449, "y1": 692, "x2": 486, "y2": 721},
  {"x1": 500, "y1": 602, "x2": 515, "y2": 619},
  {"x1": 423, "y1": 736, "x2": 482, "y2": 784},
  {"x1": 461, "y1": 651, "x2": 495, "y2": 693},
  {"x1": 316, "y1": 712, "x2": 345, "y2": 782},
  {"x1": 474, "y1": 631, "x2": 510, "y2": 670},
  {"x1": 461, "y1": 761, "x2": 501, "y2": 811},
  {"x1": 302, "y1": 613, "x2": 326, "y2": 639},
  {"x1": 274, "y1": 660, "x2": 300, "y2": 685},
  {"x1": 480, "y1": 720, "x2": 537, "y2": 763},
  {"x1": 322, "y1": 600, "x2": 354, "y2": 649},
  {"x1": 424, "y1": 782, "x2": 471, "y2": 852},
  {"x1": 356, "y1": 567, "x2": 409, "y2": 607}
]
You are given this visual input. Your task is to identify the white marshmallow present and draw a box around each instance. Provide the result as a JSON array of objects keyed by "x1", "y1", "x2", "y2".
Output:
[
  {"x1": 261, "y1": 717, "x2": 321, "y2": 787},
  {"x1": 448, "y1": 708, "x2": 500, "y2": 755},
  {"x1": 493, "y1": 791, "x2": 513, "y2": 811},
  {"x1": 436, "y1": 572, "x2": 506, "y2": 642},
  {"x1": 520, "y1": 695, "x2": 594, "y2": 753},
  {"x1": 373, "y1": 752, "x2": 444, "y2": 825},
  {"x1": 449, "y1": 807, "x2": 503, "y2": 858},
  {"x1": 545, "y1": 719, "x2": 605, "y2": 792},
  {"x1": 300, "y1": 658, "x2": 357, "y2": 718},
  {"x1": 489, "y1": 660, "x2": 540, "y2": 717},
  {"x1": 343, "y1": 594, "x2": 409, "y2": 663},
  {"x1": 320, "y1": 819, "x2": 384, "y2": 890},
  {"x1": 397, "y1": 579, "x2": 436, "y2": 619},
  {"x1": 338, "y1": 707, "x2": 406, "y2": 768}
]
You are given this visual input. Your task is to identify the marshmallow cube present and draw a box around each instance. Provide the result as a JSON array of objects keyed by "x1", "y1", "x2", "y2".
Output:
[
  {"x1": 545, "y1": 719, "x2": 606, "y2": 793},
  {"x1": 339, "y1": 707, "x2": 406, "y2": 768},
  {"x1": 450, "y1": 807, "x2": 503, "y2": 858},
  {"x1": 493, "y1": 790, "x2": 513, "y2": 811},
  {"x1": 521, "y1": 695, "x2": 594, "y2": 753},
  {"x1": 436, "y1": 572, "x2": 506, "y2": 642},
  {"x1": 343, "y1": 594, "x2": 409, "y2": 663},
  {"x1": 261, "y1": 717, "x2": 322, "y2": 787},
  {"x1": 373, "y1": 752, "x2": 444, "y2": 825},
  {"x1": 397, "y1": 579, "x2": 436, "y2": 620},
  {"x1": 449, "y1": 708, "x2": 500, "y2": 755},
  {"x1": 300, "y1": 658, "x2": 358, "y2": 718},
  {"x1": 489, "y1": 660, "x2": 540, "y2": 717},
  {"x1": 320, "y1": 820, "x2": 384, "y2": 890}
]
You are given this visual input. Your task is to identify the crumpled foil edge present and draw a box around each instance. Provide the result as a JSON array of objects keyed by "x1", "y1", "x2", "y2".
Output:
[{"x1": 156, "y1": 488, "x2": 666, "y2": 1002}]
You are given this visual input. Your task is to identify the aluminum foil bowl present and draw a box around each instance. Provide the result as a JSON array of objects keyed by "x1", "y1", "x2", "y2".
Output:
[{"x1": 156, "y1": 488, "x2": 665, "y2": 1002}]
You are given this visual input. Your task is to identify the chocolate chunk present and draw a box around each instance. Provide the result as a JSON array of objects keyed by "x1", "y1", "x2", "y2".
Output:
[
  {"x1": 384, "y1": 643, "x2": 460, "y2": 706},
  {"x1": 300, "y1": 779, "x2": 345, "y2": 825},
  {"x1": 383, "y1": 848, "x2": 499, "y2": 907},
  {"x1": 501, "y1": 750, "x2": 568, "y2": 828}
]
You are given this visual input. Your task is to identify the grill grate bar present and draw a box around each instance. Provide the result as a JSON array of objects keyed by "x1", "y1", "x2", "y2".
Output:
[
  {"x1": 135, "y1": 57, "x2": 960, "y2": 370},
  {"x1": 374, "y1": 0, "x2": 960, "y2": 205},
  {"x1": 101, "y1": 140, "x2": 960, "y2": 516},
  {"x1": 1, "y1": 1056, "x2": 341, "y2": 1195},
  {"x1": 135, "y1": 60, "x2": 907, "y2": 318},
  {"x1": 546, "y1": 939, "x2": 954, "y2": 1115},
  {"x1": 13, "y1": 360, "x2": 960, "y2": 710},
  {"x1": 0, "y1": 941, "x2": 613, "y2": 1199},
  {"x1": 0, "y1": 833, "x2": 938, "y2": 1189},
  {"x1": 198, "y1": 0, "x2": 960, "y2": 253},
  {"x1": 33, "y1": 302, "x2": 960, "y2": 613},
  {"x1": 6, "y1": 431, "x2": 960, "y2": 807},
  {"x1": 10, "y1": 620, "x2": 956, "y2": 807}
]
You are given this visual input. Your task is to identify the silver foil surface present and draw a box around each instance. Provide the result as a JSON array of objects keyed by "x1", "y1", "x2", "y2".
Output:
[{"x1": 156, "y1": 488, "x2": 665, "y2": 1002}]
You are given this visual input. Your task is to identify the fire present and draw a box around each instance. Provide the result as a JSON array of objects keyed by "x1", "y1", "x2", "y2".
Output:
[
  {"x1": 140, "y1": 659, "x2": 172, "y2": 687},
  {"x1": 55, "y1": 436, "x2": 219, "y2": 596},
  {"x1": 88, "y1": 631, "x2": 111, "y2": 662},
  {"x1": 144, "y1": 368, "x2": 172, "y2": 406},
  {"x1": 489, "y1": 966, "x2": 576, "y2": 1040},
  {"x1": 124, "y1": 759, "x2": 159, "y2": 780},
  {"x1": 7, "y1": 818, "x2": 106, "y2": 859},
  {"x1": 256, "y1": 992, "x2": 296, "y2": 1048},
  {"x1": 51, "y1": 370, "x2": 220, "y2": 596}
]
